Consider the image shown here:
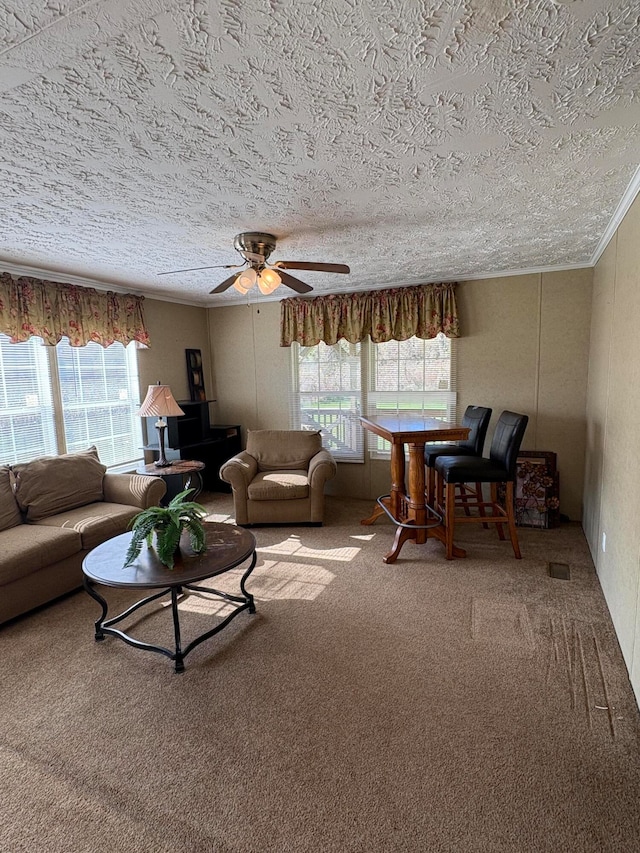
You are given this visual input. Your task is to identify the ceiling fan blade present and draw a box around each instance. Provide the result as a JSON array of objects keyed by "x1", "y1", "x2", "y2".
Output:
[
  {"x1": 274, "y1": 261, "x2": 350, "y2": 274},
  {"x1": 158, "y1": 263, "x2": 243, "y2": 276},
  {"x1": 278, "y1": 270, "x2": 313, "y2": 294},
  {"x1": 209, "y1": 272, "x2": 241, "y2": 294}
]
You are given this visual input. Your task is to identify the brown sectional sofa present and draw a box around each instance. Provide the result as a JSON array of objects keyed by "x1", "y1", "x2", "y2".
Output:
[{"x1": 0, "y1": 447, "x2": 166, "y2": 625}]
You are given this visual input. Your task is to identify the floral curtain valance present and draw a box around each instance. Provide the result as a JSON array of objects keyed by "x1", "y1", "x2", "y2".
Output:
[
  {"x1": 280, "y1": 282, "x2": 459, "y2": 347},
  {"x1": 0, "y1": 272, "x2": 150, "y2": 347}
]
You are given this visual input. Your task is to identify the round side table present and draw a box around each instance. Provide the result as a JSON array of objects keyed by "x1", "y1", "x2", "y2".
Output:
[{"x1": 136, "y1": 459, "x2": 205, "y2": 505}]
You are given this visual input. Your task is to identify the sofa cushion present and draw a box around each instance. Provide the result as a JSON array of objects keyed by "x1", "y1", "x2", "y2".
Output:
[
  {"x1": 0, "y1": 465, "x2": 21, "y2": 532},
  {"x1": 0, "y1": 524, "x2": 81, "y2": 586},
  {"x1": 248, "y1": 471, "x2": 309, "y2": 501},
  {"x1": 34, "y1": 502, "x2": 141, "y2": 551},
  {"x1": 14, "y1": 447, "x2": 106, "y2": 522},
  {"x1": 246, "y1": 430, "x2": 322, "y2": 472}
]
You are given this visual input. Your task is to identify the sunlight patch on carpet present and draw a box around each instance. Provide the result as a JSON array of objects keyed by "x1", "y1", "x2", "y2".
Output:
[
  {"x1": 258, "y1": 535, "x2": 360, "y2": 562},
  {"x1": 184, "y1": 560, "x2": 335, "y2": 602},
  {"x1": 160, "y1": 592, "x2": 236, "y2": 617},
  {"x1": 204, "y1": 511, "x2": 233, "y2": 523},
  {"x1": 250, "y1": 559, "x2": 335, "y2": 600},
  {"x1": 178, "y1": 595, "x2": 236, "y2": 617}
]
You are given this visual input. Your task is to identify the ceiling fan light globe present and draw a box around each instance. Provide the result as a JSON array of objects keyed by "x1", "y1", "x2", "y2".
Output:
[
  {"x1": 234, "y1": 268, "x2": 257, "y2": 293},
  {"x1": 258, "y1": 268, "x2": 282, "y2": 294}
]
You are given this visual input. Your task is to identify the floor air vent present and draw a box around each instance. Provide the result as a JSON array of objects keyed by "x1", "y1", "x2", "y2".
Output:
[{"x1": 548, "y1": 562, "x2": 571, "y2": 580}]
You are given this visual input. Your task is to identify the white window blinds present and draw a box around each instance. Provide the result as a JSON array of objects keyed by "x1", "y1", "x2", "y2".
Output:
[
  {"x1": 0, "y1": 335, "x2": 57, "y2": 464},
  {"x1": 0, "y1": 334, "x2": 142, "y2": 468},
  {"x1": 56, "y1": 340, "x2": 142, "y2": 467},
  {"x1": 290, "y1": 334, "x2": 457, "y2": 462},
  {"x1": 291, "y1": 341, "x2": 363, "y2": 462},
  {"x1": 366, "y1": 334, "x2": 456, "y2": 455}
]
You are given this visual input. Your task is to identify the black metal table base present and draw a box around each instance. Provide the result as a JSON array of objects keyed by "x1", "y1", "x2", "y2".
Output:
[{"x1": 83, "y1": 552, "x2": 257, "y2": 673}]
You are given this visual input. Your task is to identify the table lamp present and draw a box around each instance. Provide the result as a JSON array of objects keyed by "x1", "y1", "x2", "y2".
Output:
[{"x1": 136, "y1": 382, "x2": 185, "y2": 467}]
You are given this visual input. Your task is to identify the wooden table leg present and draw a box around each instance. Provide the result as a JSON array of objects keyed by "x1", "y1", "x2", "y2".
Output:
[
  {"x1": 383, "y1": 522, "x2": 418, "y2": 563},
  {"x1": 428, "y1": 518, "x2": 467, "y2": 558},
  {"x1": 383, "y1": 442, "x2": 429, "y2": 561},
  {"x1": 361, "y1": 440, "x2": 406, "y2": 526},
  {"x1": 361, "y1": 498, "x2": 390, "y2": 526},
  {"x1": 389, "y1": 441, "x2": 405, "y2": 520},
  {"x1": 407, "y1": 442, "x2": 427, "y2": 544}
]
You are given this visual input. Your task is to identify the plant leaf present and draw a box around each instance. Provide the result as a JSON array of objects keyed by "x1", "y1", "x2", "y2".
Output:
[
  {"x1": 157, "y1": 519, "x2": 182, "y2": 569},
  {"x1": 168, "y1": 488, "x2": 195, "y2": 508},
  {"x1": 124, "y1": 537, "x2": 143, "y2": 567},
  {"x1": 188, "y1": 522, "x2": 206, "y2": 554},
  {"x1": 130, "y1": 507, "x2": 166, "y2": 532},
  {"x1": 125, "y1": 488, "x2": 209, "y2": 570}
]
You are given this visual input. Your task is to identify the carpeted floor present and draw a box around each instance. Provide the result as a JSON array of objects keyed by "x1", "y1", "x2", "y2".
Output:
[{"x1": 2, "y1": 493, "x2": 640, "y2": 852}]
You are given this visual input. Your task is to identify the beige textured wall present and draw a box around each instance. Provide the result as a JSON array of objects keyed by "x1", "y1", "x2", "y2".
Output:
[
  {"x1": 207, "y1": 301, "x2": 291, "y2": 433},
  {"x1": 457, "y1": 269, "x2": 592, "y2": 520},
  {"x1": 584, "y1": 194, "x2": 640, "y2": 698},
  {"x1": 208, "y1": 269, "x2": 592, "y2": 518},
  {"x1": 137, "y1": 298, "x2": 213, "y2": 406}
]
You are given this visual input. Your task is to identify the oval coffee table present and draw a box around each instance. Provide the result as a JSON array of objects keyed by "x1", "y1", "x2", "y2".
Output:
[{"x1": 82, "y1": 522, "x2": 256, "y2": 673}]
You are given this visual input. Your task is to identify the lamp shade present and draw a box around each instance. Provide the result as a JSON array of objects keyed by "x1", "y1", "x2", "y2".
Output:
[{"x1": 136, "y1": 384, "x2": 185, "y2": 418}]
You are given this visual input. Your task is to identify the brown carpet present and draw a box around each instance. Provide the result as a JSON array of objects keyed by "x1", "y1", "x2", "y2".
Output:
[{"x1": 2, "y1": 494, "x2": 640, "y2": 852}]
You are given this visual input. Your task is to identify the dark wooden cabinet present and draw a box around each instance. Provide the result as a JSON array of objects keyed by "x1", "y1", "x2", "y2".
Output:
[
  {"x1": 143, "y1": 401, "x2": 240, "y2": 492},
  {"x1": 166, "y1": 401, "x2": 213, "y2": 448}
]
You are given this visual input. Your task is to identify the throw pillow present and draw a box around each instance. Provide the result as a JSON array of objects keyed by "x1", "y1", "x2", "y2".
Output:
[{"x1": 14, "y1": 447, "x2": 107, "y2": 522}]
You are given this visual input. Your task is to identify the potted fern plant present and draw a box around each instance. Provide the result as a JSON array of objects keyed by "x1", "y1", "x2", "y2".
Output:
[{"x1": 124, "y1": 489, "x2": 208, "y2": 569}]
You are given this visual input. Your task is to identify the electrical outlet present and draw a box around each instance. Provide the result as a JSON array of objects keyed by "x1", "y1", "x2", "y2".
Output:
[{"x1": 602, "y1": 531, "x2": 607, "y2": 552}]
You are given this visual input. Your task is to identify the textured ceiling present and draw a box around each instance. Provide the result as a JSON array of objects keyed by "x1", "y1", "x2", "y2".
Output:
[{"x1": 1, "y1": 0, "x2": 639, "y2": 306}]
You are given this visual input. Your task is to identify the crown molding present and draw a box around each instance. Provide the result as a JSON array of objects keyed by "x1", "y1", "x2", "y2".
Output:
[
  {"x1": 0, "y1": 255, "x2": 601, "y2": 312},
  {"x1": 589, "y1": 165, "x2": 640, "y2": 267},
  {"x1": 0, "y1": 259, "x2": 207, "y2": 307},
  {"x1": 453, "y1": 261, "x2": 593, "y2": 283}
]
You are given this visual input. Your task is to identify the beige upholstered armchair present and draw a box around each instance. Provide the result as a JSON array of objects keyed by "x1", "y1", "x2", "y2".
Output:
[{"x1": 219, "y1": 430, "x2": 337, "y2": 526}]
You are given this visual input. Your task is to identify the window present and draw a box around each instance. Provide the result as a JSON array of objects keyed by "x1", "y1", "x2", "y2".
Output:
[
  {"x1": 290, "y1": 334, "x2": 456, "y2": 461},
  {"x1": 366, "y1": 335, "x2": 456, "y2": 456},
  {"x1": 56, "y1": 340, "x2": 142, "y2": 465},
  {"x1": 0, "y1": 334, "x2": 142, "y2": 468},
  {"x1": 291, "y1": 341, "x2": 363, "y2": 461},
  {"x1": 0, "y1": 335, "x2": 57, "y2": 464}
]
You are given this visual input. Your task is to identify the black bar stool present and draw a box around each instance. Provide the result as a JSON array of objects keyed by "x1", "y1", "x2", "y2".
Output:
[
  {"x1": 434, "y1": 411, "x2": 529, "y2": 559},
  {"x1": 425, "y1": 405, "x2": 492, "y2": 510}
]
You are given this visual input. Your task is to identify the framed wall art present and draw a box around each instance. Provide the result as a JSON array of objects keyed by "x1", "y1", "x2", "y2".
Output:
[
  {"x1": 513, "y1": 451, "x2": 560, "y2": 529},
  {"x1": 185, "y1": 348, "x2": 206, "y2": 402}
]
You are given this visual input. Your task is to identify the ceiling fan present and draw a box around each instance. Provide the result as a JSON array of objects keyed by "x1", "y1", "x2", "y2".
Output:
[{"x1": 158, "y1": 232, "x2": 350, "y2": 295}]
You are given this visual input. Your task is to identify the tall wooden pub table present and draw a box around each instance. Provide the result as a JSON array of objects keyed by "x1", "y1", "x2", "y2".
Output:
[{"x1": 360, "y1": 415, "x2": 470, "y2": 563}]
